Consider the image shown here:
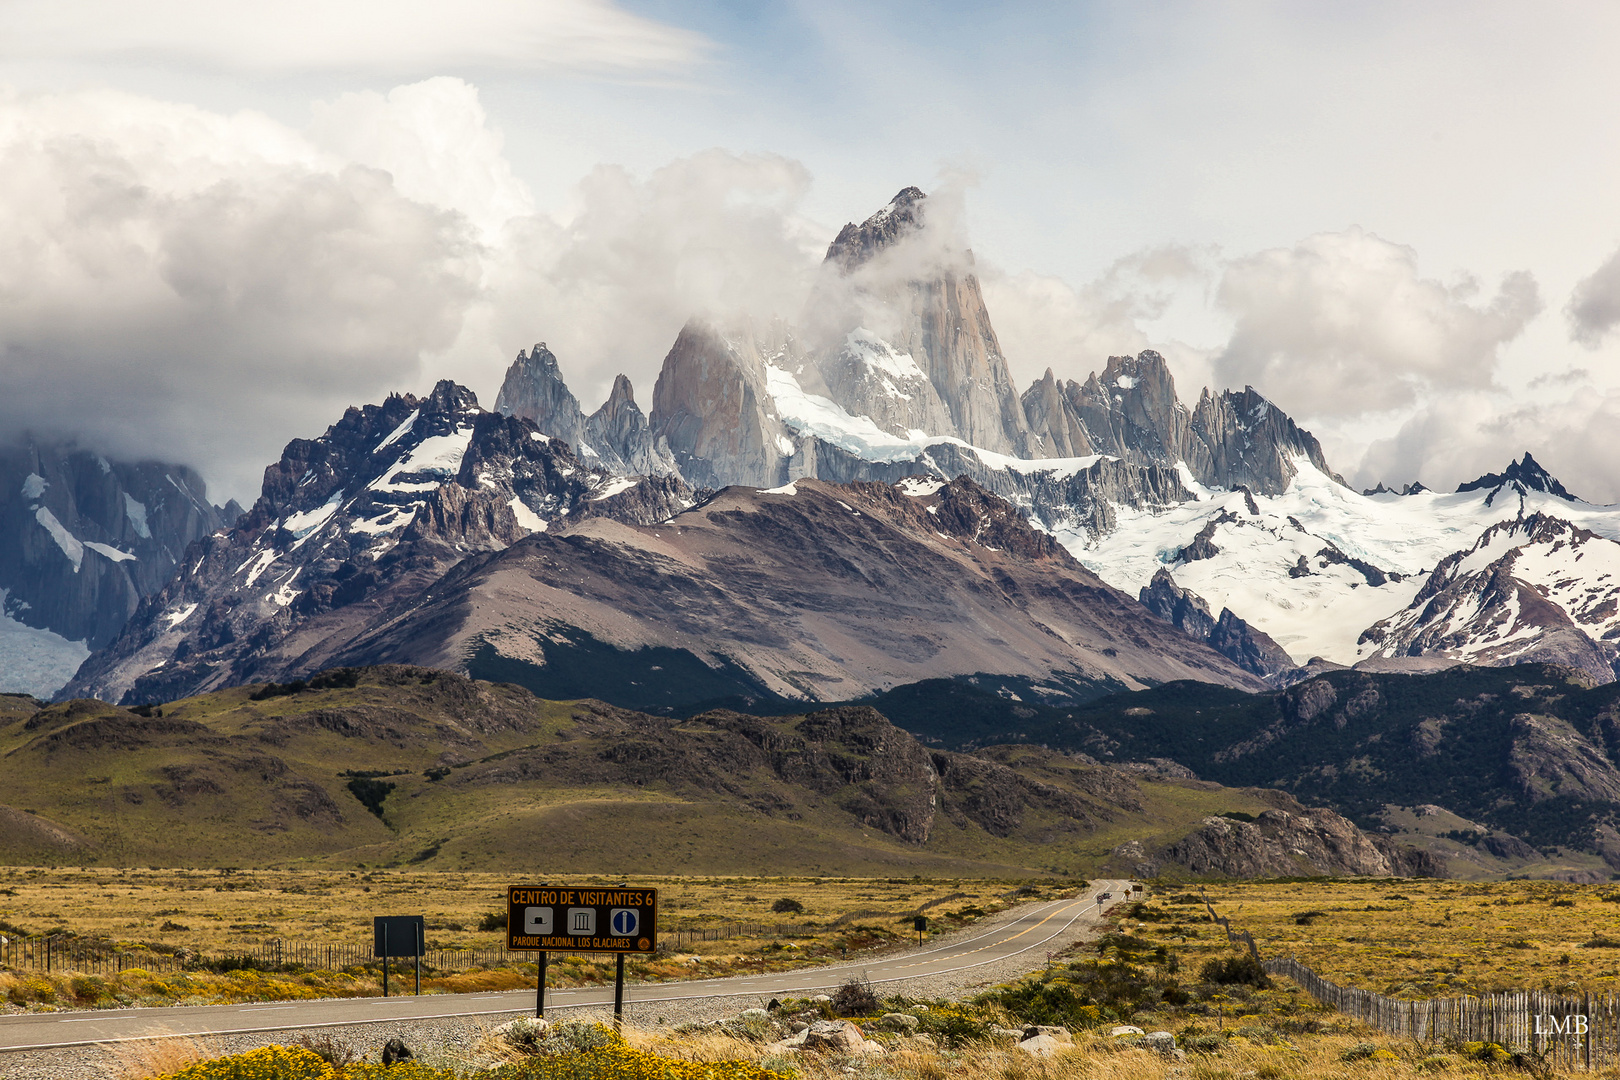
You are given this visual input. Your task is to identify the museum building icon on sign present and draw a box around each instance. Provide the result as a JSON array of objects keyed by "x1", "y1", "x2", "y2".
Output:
[{"x1": 568, "y1": 908, "x2": 596, "y2": 935}]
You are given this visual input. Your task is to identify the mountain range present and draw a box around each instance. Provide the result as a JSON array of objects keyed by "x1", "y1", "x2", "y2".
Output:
[{"x1": 8, "y1": 184, "x2": 1620, "y2": 710}]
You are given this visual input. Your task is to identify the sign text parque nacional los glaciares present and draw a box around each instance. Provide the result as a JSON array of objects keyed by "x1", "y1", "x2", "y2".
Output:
[{"x1": 506, "y1": 885, "x2": 658, "y2": 953}]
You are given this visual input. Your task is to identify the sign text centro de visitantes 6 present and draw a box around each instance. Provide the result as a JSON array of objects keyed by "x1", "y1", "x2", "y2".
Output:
[{"x1": 507, "y1": 885, "x2": 658, "y2": 953}]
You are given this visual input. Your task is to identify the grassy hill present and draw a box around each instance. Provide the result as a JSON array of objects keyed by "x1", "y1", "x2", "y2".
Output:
[
  {"x1": 865, "y1": 664, "x2": 1620, "y2": 879},
  {"x1": 0, "y1": 667, "x2": 1284, "y2": 876}
]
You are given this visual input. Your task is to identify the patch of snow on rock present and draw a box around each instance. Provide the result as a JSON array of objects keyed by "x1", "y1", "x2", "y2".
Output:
[
  {"x1": 508, "y1": 496, "x2": 547, "y2": 533},
  {"x1": 20, "y1": 473, "x2": 45, "y2": 499},
  {"x1": 123, "y1": 493, "x2": 151, "y2": 539},
  {"x1": 34, "y1": 507, "x2": 84, "y2": 572}
]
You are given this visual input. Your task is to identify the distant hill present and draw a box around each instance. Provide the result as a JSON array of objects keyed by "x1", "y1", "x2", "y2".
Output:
[
  {"x1": 862, "y1": 663, "x2": 1620, "y2": 881},
  {"x1": 0, "y1": 666, "x2": 1418, "y2": 880}
]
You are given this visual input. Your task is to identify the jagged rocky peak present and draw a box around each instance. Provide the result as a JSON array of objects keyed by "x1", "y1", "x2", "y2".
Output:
[
  {"x1": 493, "y1": 342, "x2": 679, "y2": 480},
  {"x1": 62, "y1": 376, "x2": 695, "y2": 705},
  {"x1": 1021, "y1": 350, "x2": 1343, "y2": 496},
  {"x1": 649, "y1": 319, "x2": 796, "y2": 490},
  {"x1": 584, "y1": 374, "x2": 678, "y2": 478},
  {"x1": 824, "y1": 186, "x2": 927, "y2": 271},
  {"x1": 804, "y1": 186, "x2": 1032, "y2": 457},
  {"x1": 494, "y1": 342, "x2": 587, "y2": 449},
  {"x1": 1457, "y1": 452, "x2": 1577, "y2": 502}
]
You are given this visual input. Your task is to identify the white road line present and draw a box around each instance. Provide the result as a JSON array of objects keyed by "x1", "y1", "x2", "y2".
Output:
[{"x1": 0, "y1": 886, "x2": 1128, "y2": 1055}]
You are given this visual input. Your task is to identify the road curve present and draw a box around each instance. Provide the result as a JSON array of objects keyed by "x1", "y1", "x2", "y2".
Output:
[{"x1": 0, "y1": 881, "x2": 1133, "y2": 1054}]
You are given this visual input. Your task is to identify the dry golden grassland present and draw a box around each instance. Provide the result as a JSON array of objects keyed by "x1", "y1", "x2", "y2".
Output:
[
  {"x1": 1177, "y1": 877, "x2": 1620, "y2": 997},
  {"x1": 0, "y1": 867, "x2": 1071, "y2": 1010}
]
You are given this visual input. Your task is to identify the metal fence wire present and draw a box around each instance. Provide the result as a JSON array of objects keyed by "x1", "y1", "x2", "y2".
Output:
[
  {"x1": 1197, "y1": 892, "x2": 1611, "y2": 1070},
  {"x1": 0, "y1": 921, "x2": 815, "y2": 977}
]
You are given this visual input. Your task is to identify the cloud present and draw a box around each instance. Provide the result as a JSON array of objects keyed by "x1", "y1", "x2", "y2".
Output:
[
  {"x1": 1567, "y1": 245, "x2": 1620, "y2": 348},
  {"x1": 1214, "y1": 227, "x2": 1541, "y2": 417},
  {"x1": 309, "y1": 77, "x2": 533, "y2": 241},
  {"x1": 466, "y1": 150, "x2": 828, "y2": 410},
  {"x1": 980, "y1": 245, "x2": 1216, "y2": 393},
  {"x1": 0, "y1": 85, "x2": 481, "y2": 501},
  {"x1": 1357, "y1": 387, "x2": 1620, "y2": 505},
  {"x1": 0, "y1": 0, "x2": 710, "y2": 78}
]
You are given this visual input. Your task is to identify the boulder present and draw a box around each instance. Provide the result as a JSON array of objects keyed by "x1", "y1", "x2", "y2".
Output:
[
  {"x1": 882, "y1": 1013, "x2": 921, "y2": 1031},
  {"x1": 1108, "y1": 1025, "x2": 1144, "y2": 1037},
  {"x1": 1141, "y1": 1031, "x2": 1177, "y2": 1054},
  {"x1": 381, "y1": 1038, "x2": 414, "y2": 1065},
  {"x1": 1023, "y1": 1025, "x2": 1073, "y2": 1043},
  {"x1": 1016, "y1": 1034, "x2": 1066, "y2": 1057},
  {"x1": 802, "y1": 1020, "x2": 867, "y2": 1053}
]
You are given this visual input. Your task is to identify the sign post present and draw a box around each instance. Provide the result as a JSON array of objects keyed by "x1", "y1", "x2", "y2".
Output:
[
  {"x1": 508, "y1": 885, "x2": 658, "y2": 1029},
  {"x1": 373, "y1": 915, "x2": 426, "y2": 998}
]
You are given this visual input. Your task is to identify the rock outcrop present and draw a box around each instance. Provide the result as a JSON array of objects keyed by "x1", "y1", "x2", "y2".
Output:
[
  {"x1": 1138, "y1": 568, "x2": 1294, "y2": 679},
  {"x1": 1154, "y1": 802, "x2": 1442, "y2": 878}
]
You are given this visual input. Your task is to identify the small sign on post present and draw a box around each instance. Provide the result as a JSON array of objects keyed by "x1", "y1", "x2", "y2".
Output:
[
  {"x1": 508, "y1": 885, "x2": 658, "y2": 1026},
  {"x1": 373, "y1": 915, "x2": 425, "y2": 997},
  {"x1": 913, "y1": 915, "x2": 927, "y2": 944}
]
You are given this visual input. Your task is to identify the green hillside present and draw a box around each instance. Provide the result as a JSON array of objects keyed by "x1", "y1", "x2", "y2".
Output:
[{"x1": 0, "y1": 666, "x2": 1280, "y2": 876}]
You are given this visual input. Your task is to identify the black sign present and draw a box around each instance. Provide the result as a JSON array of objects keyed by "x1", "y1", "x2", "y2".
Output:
[
  {"x1": 507, "y1": 885, "x2": 658, "y2": 953},
  {"x1": 373, "y1": 915, "x2": 425, "y2": 958},
  {"x1": 913, "y1": 915, "x2": 928, "y2": 932}
]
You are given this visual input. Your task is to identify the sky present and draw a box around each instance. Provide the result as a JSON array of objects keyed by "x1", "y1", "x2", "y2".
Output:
[{"x1": 1, "y1": 0, "x2": 1619, "y2": 503}]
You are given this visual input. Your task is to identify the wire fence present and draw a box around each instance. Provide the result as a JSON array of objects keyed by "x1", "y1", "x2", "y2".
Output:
[
  {"x1": 0, "y1": 921, "x2": 824, "y2": 977},
  {"x1": 1199, "y1": 891, "x2": 1614, "y2": 1070},
  {"x1": 1265, "y1": 956, "x2": 1617, "y2": 1070}
]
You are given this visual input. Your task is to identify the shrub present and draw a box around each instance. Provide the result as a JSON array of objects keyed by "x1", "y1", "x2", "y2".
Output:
[
  {"x1": 770, "y1": 898, "x2": 804, "y2": 914},
  {"x1": 479, "y1": 911, "x2": 508, "y2": 932},
  {"x1": 980, "y1": 958, "x2": 1180, "y2": 1024},
  {"x1": 157, "y1": 1045, "x2": 336, "y2": 1079},
  {"x1": 1340, "y1": 1041, "x2": 1378, "y2": 1061},
  {"x1": 1199, "y1": 955, "x2": 1271, "y2": 988},
  {"x1": 831, "y1": 975, "x2": 879, "y2": 1017}
]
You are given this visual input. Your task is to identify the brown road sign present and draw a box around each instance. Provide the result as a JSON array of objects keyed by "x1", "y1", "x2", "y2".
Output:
[{"x1": 507, "y1": 885, "x2": 658, "y2": 953}]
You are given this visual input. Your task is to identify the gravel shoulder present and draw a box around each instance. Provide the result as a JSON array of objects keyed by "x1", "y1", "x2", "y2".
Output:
[{"x1": 1, "y1": 893, "x2": 1111, "y2": 1079}]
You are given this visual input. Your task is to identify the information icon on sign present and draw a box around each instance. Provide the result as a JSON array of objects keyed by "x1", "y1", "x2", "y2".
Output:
[
  {"x1": 567, "y1": 908, "x2": 596, "y2": 935},
  {"x1": 523, "y1": 906, "x2": 554, "y2": 935},
  {"x1": 610, "y1": 908, "x2": 640, "y2": 936}
]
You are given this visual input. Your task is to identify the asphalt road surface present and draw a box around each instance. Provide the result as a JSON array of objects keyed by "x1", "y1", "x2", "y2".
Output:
[{"x1": 0, "y1": 881, "x2": 1133, "y2": 1054}]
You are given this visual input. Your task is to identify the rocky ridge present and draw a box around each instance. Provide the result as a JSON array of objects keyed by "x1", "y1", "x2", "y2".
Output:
[{"x1": 60, "y1": 382, "x2": 698, "y2": 705}]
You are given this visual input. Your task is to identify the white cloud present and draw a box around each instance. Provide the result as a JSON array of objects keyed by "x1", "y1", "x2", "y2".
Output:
[
  {"x1": 0, "y1": 85, "x2": 481, "y2": 500},
  {"x1": 309, "y1": 77, "x2": 533, "y2": 241},
  {"x1": 1567, "y1": 244, "x2": 1620, "y2": 348},
  {"x1": 1358, "y1": 386, "x2": 1620, "y2": 505},
  {"x1": 0, "y1": 0, "x2": 709, "y2": 78},
  {"x1": 1214, "y1": 227, "x2": 1541, "y2": 417},
  {"x1": 463, "y1": 150, "x2": 828, "y2": 411},
  {"x1": 981, "y1": 245, "x2": 1216, "y2": 393}
]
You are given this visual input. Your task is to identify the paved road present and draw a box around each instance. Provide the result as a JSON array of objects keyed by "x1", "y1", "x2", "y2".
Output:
[{"x1": 0, "y1": 881, "x2": 1132, "y2": 1053}]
